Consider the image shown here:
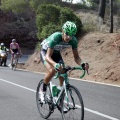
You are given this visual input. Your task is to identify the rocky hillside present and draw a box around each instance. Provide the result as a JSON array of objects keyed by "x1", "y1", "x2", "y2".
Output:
[{"x1": 21, "y1": 32, "x2": 120, "y2": 85}]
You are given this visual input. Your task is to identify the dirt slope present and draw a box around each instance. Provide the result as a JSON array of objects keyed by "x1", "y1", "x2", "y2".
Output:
[{"x1": 21, "y1": 32, "x2": 120, "y2": 85}]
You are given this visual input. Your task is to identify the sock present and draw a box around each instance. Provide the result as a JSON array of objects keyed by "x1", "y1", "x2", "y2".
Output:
[{"x1": 43, "y1": 83, "x2": 47, "y2": 92}]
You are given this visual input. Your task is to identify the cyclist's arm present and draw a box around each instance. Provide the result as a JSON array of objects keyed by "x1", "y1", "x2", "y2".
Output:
[
  {"x1": 45, "y1": 33, "x2": 61, "y2": 67},
  {"x1": 10, "y1": 48, "x2": 13, "y2": 53},
  {"x1": 45, "y1": 48, "x2": 56, "y2": 67},
  {"x1": 72, "y1": 49, "x2": 82, "y2": 66},
  {"x1": 18, "y1": 47, "x2": 22, "y2": 55},
  {"x1": 17, "y1": 43, "x2": 22, "y2": 55}
]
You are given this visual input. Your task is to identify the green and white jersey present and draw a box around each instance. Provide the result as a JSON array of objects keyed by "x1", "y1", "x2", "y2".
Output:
[{"x1": 41, "y1": 32, "x2": 78, "y2": 52}]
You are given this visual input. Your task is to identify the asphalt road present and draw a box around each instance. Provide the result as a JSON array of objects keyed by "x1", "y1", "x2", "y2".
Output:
[
  {"x1": 0, "y1": 66, "x2": 120, "y2": 120},
  {"x1": 6, "y1": 54, "x2": 30, "y2": 64}
]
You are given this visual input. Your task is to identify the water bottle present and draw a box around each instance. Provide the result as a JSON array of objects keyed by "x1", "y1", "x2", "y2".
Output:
[
  {"x1": 52, "y1": 85, "x2": 61, "y2": 97},
  {"x1": 57, "y1": 86, "x2": 61, "y2": 96}
]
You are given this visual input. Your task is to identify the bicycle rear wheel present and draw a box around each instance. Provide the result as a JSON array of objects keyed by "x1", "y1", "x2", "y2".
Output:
[
  {"x1": 36, "y1": 79, "x2": 53, "y2": 119},
  {"x1": 61, "y1": 85, "x2": 84, "y2": 120},
  {"x1": 13, "y1": 62, "x2": 17, "y2": 71}
]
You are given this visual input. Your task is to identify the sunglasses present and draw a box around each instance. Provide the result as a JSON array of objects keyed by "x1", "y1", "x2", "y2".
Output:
[{"x1": 65, "y1": 32, "x2": 73, "y2": 37}]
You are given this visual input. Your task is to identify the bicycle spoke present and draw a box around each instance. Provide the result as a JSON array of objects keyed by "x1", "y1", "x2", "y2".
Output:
[
  {"x1": 36, "y1": 79, "x2": 52, "y2": 119},
  {"x1": 12, "y1": 54, "x2": 18, "y2": 71},
  {"x1": 61, "y1": 86, "x2": 84, "y2": 120}
]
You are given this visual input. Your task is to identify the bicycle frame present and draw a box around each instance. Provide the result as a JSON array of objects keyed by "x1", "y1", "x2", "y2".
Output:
[
  {"x1": 12, "y1": 53, "x2": 19, "y2": 70},
  {"x1": 49, "y1": 66, "x2": 86, "y2": 107},
  {"x1": 49, "y1": 72, "x2": 72, "y2": 109},
  {"x1": 36, "y1": 65, "x2": 87, "y2": 120},
  {"x1": 13, "y1": 54, "x2": 17, "y2": 63}
]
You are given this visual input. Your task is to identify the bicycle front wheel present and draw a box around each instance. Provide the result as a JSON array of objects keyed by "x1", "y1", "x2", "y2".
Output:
[
  {"x1": 12, "y1": 58, "x2": 18, "y2": 71},
  {"x1": 36, "y1": 79, "x2": 52, "y2": 119},
  {"x1": 61, "y1": 85, "x2": 84, "y2": 120}
]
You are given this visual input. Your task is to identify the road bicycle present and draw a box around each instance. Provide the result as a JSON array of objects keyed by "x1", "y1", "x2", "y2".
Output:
[
  {"x1": 36, "y1": 65, "x2": 87, "y2": 120},
  {"x1": 11, "y1": 53, "x2": 19, "y2": 71}
]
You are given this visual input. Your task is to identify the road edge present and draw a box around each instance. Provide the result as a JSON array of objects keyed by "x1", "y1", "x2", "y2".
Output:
[{"x1": 17, "y1": 68, "x2": 120, "y2": 88}]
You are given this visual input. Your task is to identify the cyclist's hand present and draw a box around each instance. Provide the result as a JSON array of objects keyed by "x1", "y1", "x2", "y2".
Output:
[
  {"x1": 12, "y1": 52, "x2": 14, "y2": 54},
  {"x1": 54, "y1": 63, "x2": 61, "y2": 71},
  {"x1": 81, "y1": 63, "x2": 89, "y2": 71}
]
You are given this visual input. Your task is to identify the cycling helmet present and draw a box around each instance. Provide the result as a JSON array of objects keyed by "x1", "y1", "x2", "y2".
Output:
[
  {"x1": 12, "y1": 39, "x2": 16, "y2": 42},
  {"x1": 62, "y1": 21, "x2": 77, "y2": 36},
  {"x1": 1, "y1": 43, "x2": 4, "y2": 46}
]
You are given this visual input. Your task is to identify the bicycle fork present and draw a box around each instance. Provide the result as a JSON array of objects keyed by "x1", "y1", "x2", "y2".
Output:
[{"x1": 64, "y1": 84, "x2": 77, "y2": 111}]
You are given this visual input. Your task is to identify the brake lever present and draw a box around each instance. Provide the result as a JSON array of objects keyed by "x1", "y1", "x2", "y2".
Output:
[
  {"x1": 86, "y1": 69, "x2": 89, "y2": 75},
  {"x1": 68, "y1": 69, "x2": 73, "y2": 76}
]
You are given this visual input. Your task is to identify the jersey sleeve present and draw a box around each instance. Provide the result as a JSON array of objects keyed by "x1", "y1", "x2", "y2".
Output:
[
  {"x1": 47, "y1": 32, "x2": 61, "y2": 49},
  {"x1": 10, "y1": 43, "x2": 12, "y2": 49},
  {"x1": 16, "y1": 43, "x2": 20, "y2": 49},
  {"x1": 70, "y1": 37, "x2": 78, "y2": 49}
]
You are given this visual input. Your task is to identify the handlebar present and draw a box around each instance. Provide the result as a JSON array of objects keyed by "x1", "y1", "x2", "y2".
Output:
[{"x1": 54, "y1": 65, "x2": 87, "y2": 79}]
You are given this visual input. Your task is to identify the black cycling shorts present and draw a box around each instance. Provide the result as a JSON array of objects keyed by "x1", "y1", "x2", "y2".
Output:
[
  {"x1": 40, "y1": 49, "x2": 64, "y2": 65},
  {"x1": 12, "y1": 49, "x2": 18, "y2": 53}
]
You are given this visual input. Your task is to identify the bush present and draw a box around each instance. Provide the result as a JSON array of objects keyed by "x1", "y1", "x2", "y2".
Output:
[
  {"x1": 36, "y1": 4, "x2": 83, "y2": 40},
  {"x1": 83, "y1": 23, "x2": 97, "y2": 32},
  {"x1": 38, "y1": 23, "x2": 61, "y2": 39}
]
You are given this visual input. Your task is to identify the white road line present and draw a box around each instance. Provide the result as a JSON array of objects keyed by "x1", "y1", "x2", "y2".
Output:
[
  {"x1": 0, "y1": 78, "x2": 119, "y2": 120},
  {"x1": 84, "y1": 108, "x2": 119, "y2": 120},
  {"x1": 0, "y1": 78, "x2": 36, "y2": 93}
]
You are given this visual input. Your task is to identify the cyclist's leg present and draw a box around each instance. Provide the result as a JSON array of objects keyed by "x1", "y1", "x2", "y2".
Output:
[
  {"x1": 40, "y1": 49, "x2": 55, "y2": 84},
  {"x1": 11, "y1": 53, "x2": 14, "y2": 65},
  {"x1": 44, "y1": 63, "x2": 55, "y2": 84},
  {"x1": 40, "y1": 49, "x2": 56, "y2": 102},
  {"x1": 12, "y1": 49, "x2": 19, "y2": 64},
  {"x1": 36, "y1": 79, "x2": 52, "y2": 119},
  {"x1": 51, "y1": 52, "x2": 64, "y2": 86},
  {"x1": 59, "y1": 71, "x2": 64, "y2": 86},
  {"x1": 16, "y1": 52, "x2": 20, "y2": 62}
]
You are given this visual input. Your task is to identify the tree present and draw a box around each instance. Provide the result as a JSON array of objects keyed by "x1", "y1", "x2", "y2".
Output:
[
  {"x1": 36, "y1": 4, "x2": 82, "y2": 39},
  {"x1": 110, "y1": 0, "x2": 113, "y2": 33},
  {"x1": 98, "y1": 0, "x2": 106, "y2": 24}
]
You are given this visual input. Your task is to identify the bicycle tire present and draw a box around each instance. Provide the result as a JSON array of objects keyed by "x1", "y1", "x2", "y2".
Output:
[
  {"x1": 13, "y1": 62, "x2": 17, "y2": 71},
  {"x1": 61, "y1": 85, "x2": 84, "y2": 120},
  {"x1": 36, "y1": 79, "x2": 53, "y2": 119},
  {"x1": 12, "y1": 55, "x2": 18, "y2": 71}
]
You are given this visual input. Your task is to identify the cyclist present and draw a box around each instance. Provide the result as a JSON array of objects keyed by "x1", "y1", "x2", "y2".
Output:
[
  {"x1": 0, "y1": 43, "x2": 8, "y2": 66},
  {"x1": 10, "y1": 39, "x2": 22, "y2": 68},
  {"x1": 40, "y1": 21, "x2": 89, "y2": 103}
]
